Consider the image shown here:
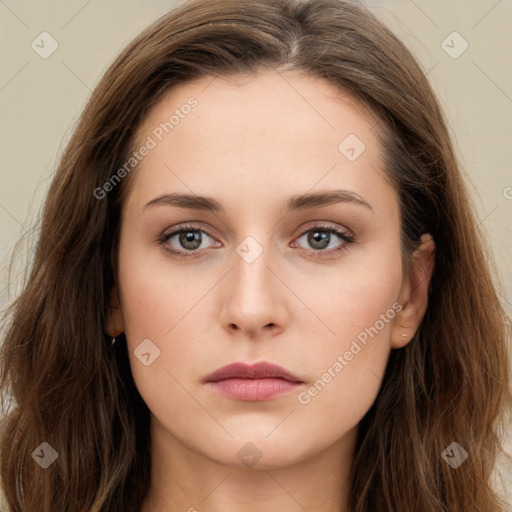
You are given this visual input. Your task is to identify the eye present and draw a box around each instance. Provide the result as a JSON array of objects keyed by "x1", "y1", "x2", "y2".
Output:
[
  {"x1": 158, "y1": 223, "x2": 220, "y2": 257},
  {"x1": 157, "y1": 222, "x2": 355, "y2": 259},
  {"x1": 293, "y1": 223, "x2": 355, "y2": 257}
]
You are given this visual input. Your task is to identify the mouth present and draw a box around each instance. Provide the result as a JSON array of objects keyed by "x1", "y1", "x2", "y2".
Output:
[{"x1": 203, "y1": 361, "x2": 305, "y2": 401}]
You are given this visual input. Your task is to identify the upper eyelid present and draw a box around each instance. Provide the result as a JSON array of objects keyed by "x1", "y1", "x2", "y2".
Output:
[
  {"x1": 163, "y1": 221, "x2": 351, "y2": 236},
  {"x1": 163, "y1": 223, "x2": 216, "y2": 239}
]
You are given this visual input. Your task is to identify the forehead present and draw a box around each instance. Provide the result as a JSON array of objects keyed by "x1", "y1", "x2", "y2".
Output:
[
  {"x1": 125, "y1": 68, "x2": 397, "y2": 220},
  {"x1": 137, "y1": 68, "x2": 378, "y2": 151}
]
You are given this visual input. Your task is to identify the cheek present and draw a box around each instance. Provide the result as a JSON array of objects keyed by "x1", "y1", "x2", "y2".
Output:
[
  {"x1": 116, "y1": 231, "x2": 210, "y2": 341},
  {"x1": 116, "y1": 240, "x2": 227, "y2": 412},
  {"x1": 292, "y1": 244, "x2": 403, "y2": 419},
  {"x1": 292, "y1": 237, "x2": 403, "y2": 346}
]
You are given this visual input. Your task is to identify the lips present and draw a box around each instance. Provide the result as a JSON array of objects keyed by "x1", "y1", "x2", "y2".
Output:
[
  {"x1": 203, "y1": 362, "x2": 305, "y2": 401},
  {"x1": 203, "y1": 361, "x2": 304, "y2": 383}
]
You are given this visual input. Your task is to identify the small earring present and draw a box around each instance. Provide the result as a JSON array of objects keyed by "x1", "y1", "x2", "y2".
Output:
[{"x1": 108, "y1": 329, "x2": 123, "y2": 345}]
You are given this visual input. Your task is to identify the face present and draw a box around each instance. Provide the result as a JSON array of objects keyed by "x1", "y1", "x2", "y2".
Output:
[{"x1": 108, "y1": 68, "x2": 434, "y2": 470}]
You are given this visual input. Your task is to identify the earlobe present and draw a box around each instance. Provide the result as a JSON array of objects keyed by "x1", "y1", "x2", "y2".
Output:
[
  {"x1": 107, "y1": 287, "x2": 125, "y2": 337},
  {"x1": 391, "y1": 234, "x2": 435, "y2": 349}
]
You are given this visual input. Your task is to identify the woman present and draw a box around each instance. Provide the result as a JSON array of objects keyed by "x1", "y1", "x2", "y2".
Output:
[{"x1": 1, "y1": 0, "x2": 510, "y2": 510}]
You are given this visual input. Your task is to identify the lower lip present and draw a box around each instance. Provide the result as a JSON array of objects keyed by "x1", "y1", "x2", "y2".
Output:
[{"x1": 206, "y1": 378, "x2": 304, "y2": 401}]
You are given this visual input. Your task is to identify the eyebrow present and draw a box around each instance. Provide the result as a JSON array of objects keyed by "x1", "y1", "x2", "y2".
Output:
[{"x1": 143, "y1": 189, "x2": 374, "y2": 214}]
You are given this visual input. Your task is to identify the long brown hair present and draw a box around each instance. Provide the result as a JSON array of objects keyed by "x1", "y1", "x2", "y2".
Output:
[{"x1": 1, "y1": 0, "x2": 510, "y2": 510}]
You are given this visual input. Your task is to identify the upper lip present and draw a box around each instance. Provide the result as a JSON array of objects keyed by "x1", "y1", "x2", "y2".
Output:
[{"x1": 203, "y1": 361, "x2": 304, "y2": 383}]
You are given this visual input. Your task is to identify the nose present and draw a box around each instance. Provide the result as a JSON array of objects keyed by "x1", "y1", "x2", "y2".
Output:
[{"x1": 219, "y1": 240, "x2": 289, "y2": 339}]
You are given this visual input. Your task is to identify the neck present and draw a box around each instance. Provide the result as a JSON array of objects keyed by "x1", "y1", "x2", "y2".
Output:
[{"x1": 141, "y1": 415, "x2": 356, "y2": 512}]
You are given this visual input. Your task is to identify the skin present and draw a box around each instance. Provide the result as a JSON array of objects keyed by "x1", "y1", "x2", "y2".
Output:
[{"x1": 108, "y1": 68, "x2": 435, "y2": 512}]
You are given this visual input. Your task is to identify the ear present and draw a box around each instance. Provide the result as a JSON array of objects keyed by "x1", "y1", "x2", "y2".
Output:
[
  {"x1": 391, "y1": 233, "x2": 435, "y2": 349},
  {"x1": 107, "y1": 287, "x2": 125, "y2": 337}
]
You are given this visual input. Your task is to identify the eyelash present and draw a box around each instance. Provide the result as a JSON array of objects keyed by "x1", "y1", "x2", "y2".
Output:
[{"x1": 157, "y1": 222, "x2": 355, "y2": 259}]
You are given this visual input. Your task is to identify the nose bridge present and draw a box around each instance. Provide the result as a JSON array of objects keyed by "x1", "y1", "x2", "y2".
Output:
[
  {"x1": 220, "y1": 231, "x2": 286, "y2": 334},
  {"x1": 232, "y1": 233, "x2": 275, "y2": 303}
]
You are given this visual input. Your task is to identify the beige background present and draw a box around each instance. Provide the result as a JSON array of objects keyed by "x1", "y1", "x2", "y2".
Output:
[{"x1": 0, "y1": 0, "x2": 511, "y2": 505}]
